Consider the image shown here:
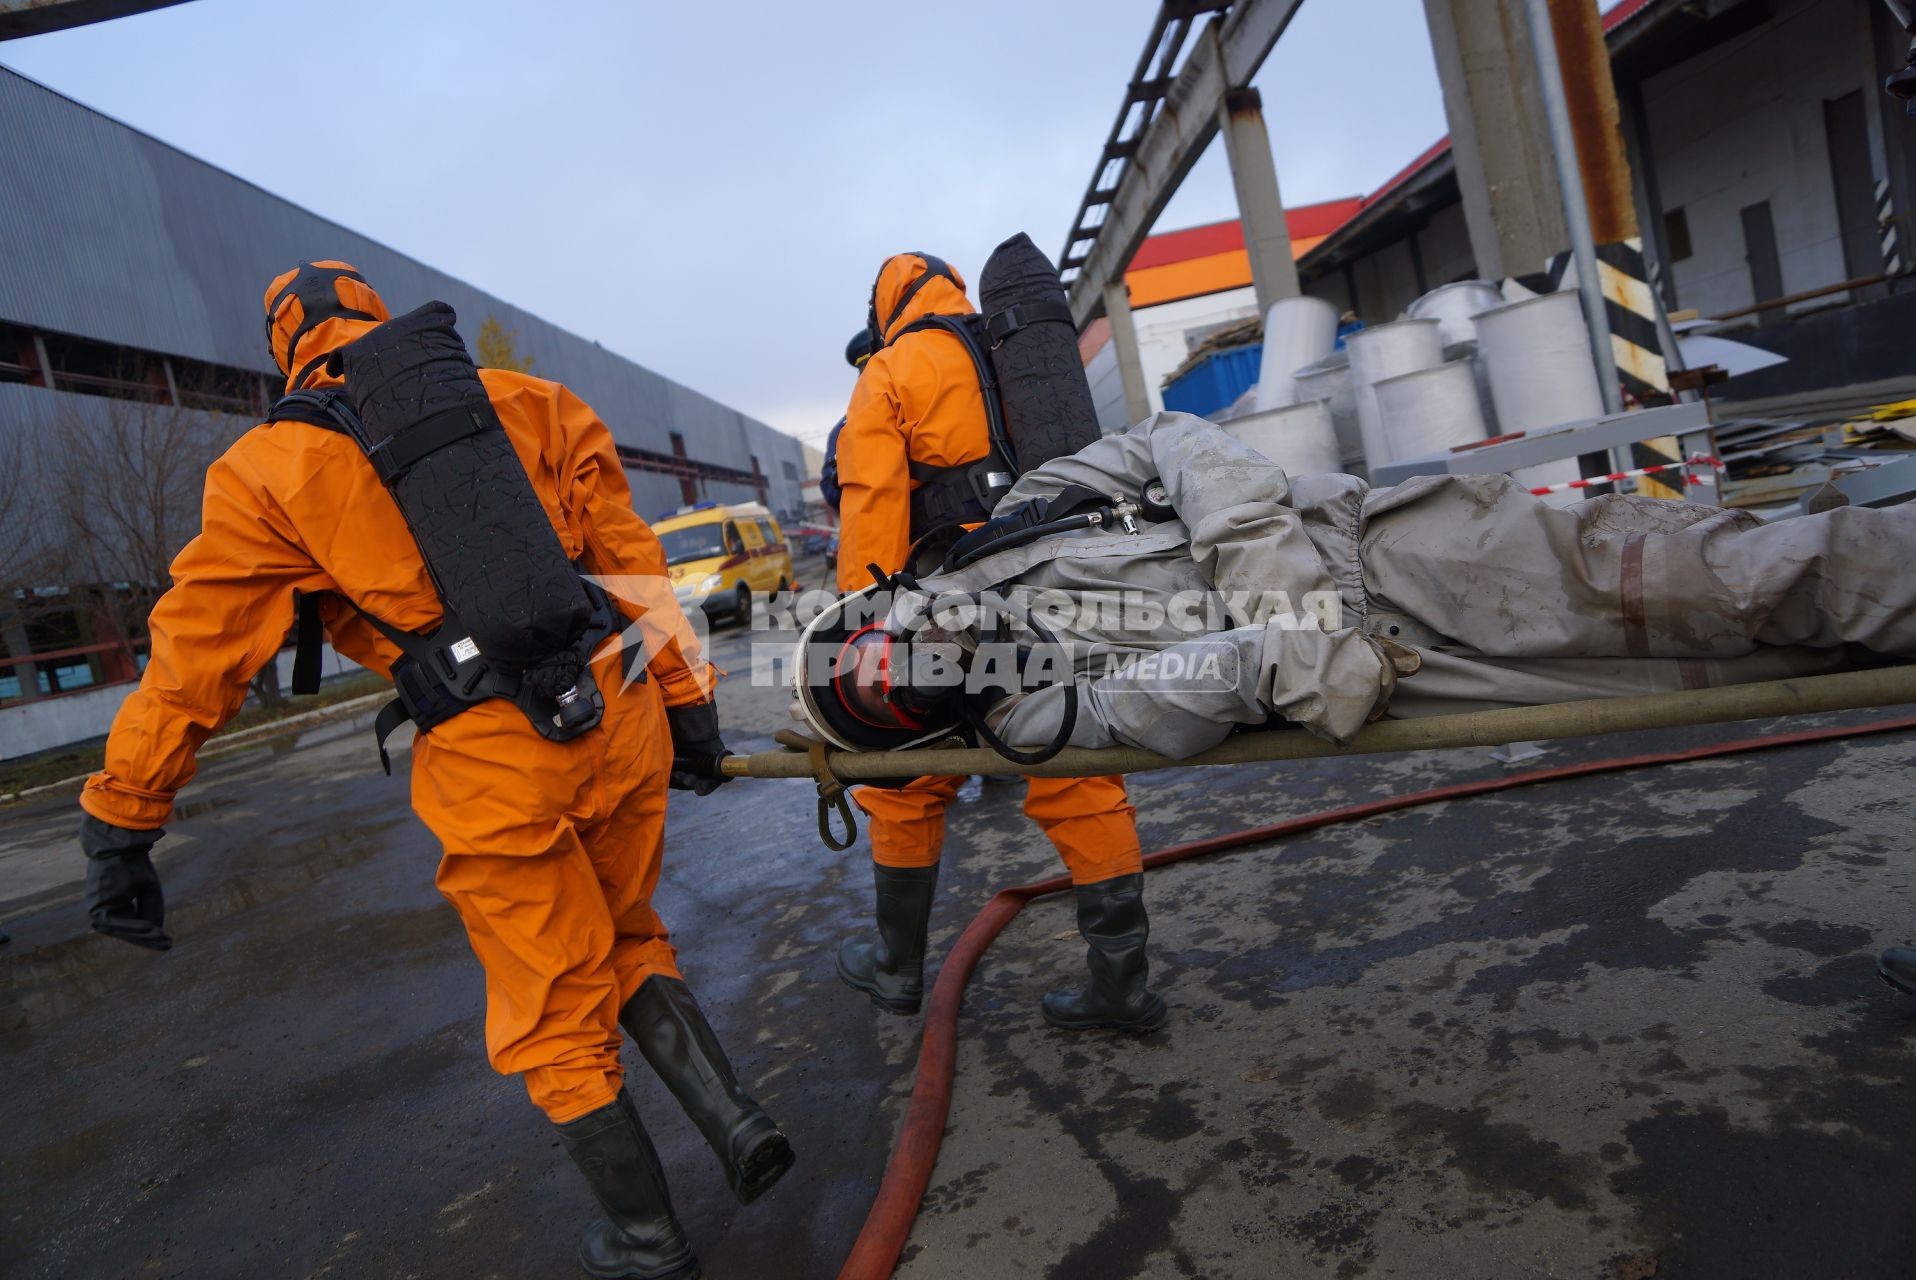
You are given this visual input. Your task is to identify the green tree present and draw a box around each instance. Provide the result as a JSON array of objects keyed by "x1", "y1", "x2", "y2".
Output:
[{"x1": 476, "y1": 316, "x2": 536, "y2": 374}]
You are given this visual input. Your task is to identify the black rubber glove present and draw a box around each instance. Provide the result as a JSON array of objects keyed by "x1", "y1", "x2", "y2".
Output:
[
  {"x1": 80, "y1": 813, "x2": 172, "y2": 952},
  {"x1": 665, "y1": 701, "x2": 731, "y2": 796}
]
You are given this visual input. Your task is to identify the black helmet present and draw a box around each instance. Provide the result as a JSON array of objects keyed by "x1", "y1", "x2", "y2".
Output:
[{"x1": 846, "y1": 327, "x2": 875, "y2": 370}]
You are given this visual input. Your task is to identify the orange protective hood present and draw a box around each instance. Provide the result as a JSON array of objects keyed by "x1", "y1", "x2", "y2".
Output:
[
  {"x1": 870, "y1": 253, "x2": 974, "y2": 346},
  {"x1": 263, "y1": 260, "x2": 391, "y2": 392}
]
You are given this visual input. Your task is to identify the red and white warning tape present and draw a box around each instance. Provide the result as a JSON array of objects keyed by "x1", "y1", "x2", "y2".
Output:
[{"x1": 1526, "y1": 455, "x2": 1724, "y2": 496}]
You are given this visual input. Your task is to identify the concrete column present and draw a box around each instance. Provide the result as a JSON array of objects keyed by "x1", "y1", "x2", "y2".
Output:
[
  {"x1": 1217, "y1": 87, "x2": 1301, "y2": 312},
  {"x1": 1102, "y1": 280, "x2": 1151, "y2": 426},
  {"x1": 3, "y1": 612, "x2": 41, "y2": 703},
  {"x1": 1423, "y1": 0, "x2": 1569, "y2": 279}
]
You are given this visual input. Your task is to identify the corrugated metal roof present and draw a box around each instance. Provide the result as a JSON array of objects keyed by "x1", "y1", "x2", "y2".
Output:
[{"x1": 0, "y1": 66, "x2": 807, "y2": 515}]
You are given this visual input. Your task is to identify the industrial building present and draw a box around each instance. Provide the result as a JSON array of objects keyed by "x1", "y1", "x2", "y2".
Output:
[
  {"x1": 1079, "y1": 200, "x2": 1359, "y2": 429},
  {"x1": 1091, "y1": 0, "x2": 1916, "y2": 425},
  {"x1": 0, "y1": 65, "x2": 809, "y2": 751}
]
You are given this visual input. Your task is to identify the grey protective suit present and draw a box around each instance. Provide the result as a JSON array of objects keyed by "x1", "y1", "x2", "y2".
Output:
[{"x1": 903, "y1": 412, "x2": 1915, "y2": 759}]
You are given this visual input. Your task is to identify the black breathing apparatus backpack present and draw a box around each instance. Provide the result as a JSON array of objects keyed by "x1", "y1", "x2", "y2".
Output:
[
  {"x1": 871, "y1": 233, "x2": 1103, "y2": 569},
  {"x1": 269, "y1": 301, "x2": 623, "y2": 771}
]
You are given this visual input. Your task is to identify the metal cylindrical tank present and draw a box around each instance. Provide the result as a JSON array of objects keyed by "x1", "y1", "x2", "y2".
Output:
[
  {"x1": 1347, "y1": 318, "x2": 1443, "y2": 468},
  {"x1": 1293, "y1": 354, "x2": 1363, "y2": 476},
  {"x1": 1406, "y1": 280, "x2": 1503, "y2": 350},
  {"x1": 1475, "y1": 290, "x2": 1604, "y2": 501},
  {"x1": 1373, "y1": 361, "x2": 1488, "y2": 463},
  {"x1": 1223, "y1": 399, "x2": 1342, "y2": 478},
  {"x1": 1252, "y1": 296, "x2": 1339, "y2": 411}
]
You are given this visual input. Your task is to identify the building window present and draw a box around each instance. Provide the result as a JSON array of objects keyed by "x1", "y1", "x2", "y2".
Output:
[
  {"x1": 1663, "y1": 207, "x2": 1694, "y2": 263},
  {"x1": 781, "y1": 459, "x2": 800, "y2": 483}
]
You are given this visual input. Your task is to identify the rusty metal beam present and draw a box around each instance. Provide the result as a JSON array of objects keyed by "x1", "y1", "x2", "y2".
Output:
[
  {"x1": 1063, "y1": 0, "x2": 1308, "y2": 327},
  {"x1": 1547, "y1": 0, "x2": 1638, "y2": 244},
  {"x1": 0, "y1": 0, "x2": 191, "y2": 40}
]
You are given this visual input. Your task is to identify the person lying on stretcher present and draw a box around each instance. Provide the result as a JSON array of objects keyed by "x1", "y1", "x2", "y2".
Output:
[{"x1": 792, "y1": 412, "x2": 1916, "y2": 762}]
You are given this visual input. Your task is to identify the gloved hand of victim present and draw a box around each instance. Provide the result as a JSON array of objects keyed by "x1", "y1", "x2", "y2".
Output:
[
  {"x1": 79, "y1": 813, "x2": 173, "y2": 951},
  {"x1": 666, "y1": 701, "x2": 732, "y2": 796}
]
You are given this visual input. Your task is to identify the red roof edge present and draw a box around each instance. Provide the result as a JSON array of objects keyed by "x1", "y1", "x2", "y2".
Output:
[{"x1": 1127, "y1": 197, "x2": 1369, "y2": 272}]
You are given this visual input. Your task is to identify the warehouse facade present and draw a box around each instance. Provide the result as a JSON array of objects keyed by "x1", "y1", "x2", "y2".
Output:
[
  {"x1": 1080, "y1": 0, "x2": 1916, "y2": 432},
  {"x1": 0, "y1": 66, "x2": 807, "y2": 747},
  {"x1": 1295, "y1": 0, "x2": 1916, "y2": 396}
]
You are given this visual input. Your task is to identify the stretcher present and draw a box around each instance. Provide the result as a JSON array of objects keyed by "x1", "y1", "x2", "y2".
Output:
[{"x1": 719, "y1": 665, "x2": 1916, "y2": 847}]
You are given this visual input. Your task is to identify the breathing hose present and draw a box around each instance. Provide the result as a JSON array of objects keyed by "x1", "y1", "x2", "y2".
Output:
[{"x1": 834, "y1": 710, "x2": 1916, "y2": 1280}]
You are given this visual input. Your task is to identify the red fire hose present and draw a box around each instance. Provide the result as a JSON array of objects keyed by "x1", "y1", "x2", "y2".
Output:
[{"x1": 836, "y1": 712, "x2": 1916, "y2": 1280}]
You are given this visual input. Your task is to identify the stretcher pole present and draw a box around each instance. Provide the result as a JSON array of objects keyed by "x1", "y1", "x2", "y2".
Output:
[{"x1": 722, "y1": 666, "x2": 1916, "y2": 782}]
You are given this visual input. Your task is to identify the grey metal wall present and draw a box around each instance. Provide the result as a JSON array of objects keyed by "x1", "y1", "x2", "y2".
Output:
[
  {"x1": 0, "y1": 383, "x2": 250, "y2": 582},
  {"x1": 0, "y1": 67, "x2": 807, "y2": 516}
]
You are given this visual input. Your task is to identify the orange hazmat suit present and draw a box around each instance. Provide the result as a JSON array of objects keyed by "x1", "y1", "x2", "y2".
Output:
[
  {"x1": 81, "y1": 262, "x2": 713, "y2": 1123},
  {"x1": 834, "y1": 254, "x2": 1139, "y2": 884}
]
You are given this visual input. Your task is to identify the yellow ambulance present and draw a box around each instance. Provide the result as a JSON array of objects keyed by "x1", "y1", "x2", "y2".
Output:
[{"x1": 654, "y1": 501, "x2": 794, "y2": 623}]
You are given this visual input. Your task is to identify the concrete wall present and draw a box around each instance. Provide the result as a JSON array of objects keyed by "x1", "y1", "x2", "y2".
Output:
[
  {"x1": 2, "y1": 683, "x2": 130, "y2": 761},
  {"x1": 1419, "y1": 201, "x2": 1479, "y2": 290},
  {"x1": 1330, "y1": 202, "x2": 1479, "y2": 327},
  {"x1": 1349, "y1": 241, "x2": 1421, "y2": 324},
  {"x1": 0, "y1": 641, "x2": 364, "y2": 760},
  {"x1": 1085, "y1": 340, "x2": 1131, "y2": 434},
  {"x1": 1641, "y1": 0, "x2": 1874, "y2": 316},
  {"x1": 1304, "y1": 269, "x2": 1354, "y2": 314}
]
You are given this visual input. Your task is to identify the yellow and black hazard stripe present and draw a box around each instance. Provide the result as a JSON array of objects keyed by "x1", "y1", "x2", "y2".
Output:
[
  {"x1": 1592, "y1": 238, "x2": 1667, "y2": 403},
  {"x1": 1523, "y1": 239, "x2": 1683, "y2": 499},
  {"x1": 1594, "y1": 238, "x2": 1686, "y2": 499},
  {"x1": 1877, "y1": 178, "x2": 1905, "y2": 277}
]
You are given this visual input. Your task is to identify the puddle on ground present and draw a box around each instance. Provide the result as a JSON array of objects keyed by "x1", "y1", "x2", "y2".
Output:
[{"x1": 0, "y1": 820, "x2": 402, "y2": 1035}]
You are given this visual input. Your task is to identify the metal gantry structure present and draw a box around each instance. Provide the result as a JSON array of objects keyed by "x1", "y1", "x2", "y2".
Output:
[
  {"x1": 1057, "y1": 0, "x2": 1308, "y2": 330},
  {"x1": 1052, "y1": 0, "x2": 1307, "y2": 425},
  {"x1": 1058, "y1": 0, "x2": 1662, "y2": 437},
  {"x1": 1057, "y1": 0, "x2": 1230, "y2": 285}
]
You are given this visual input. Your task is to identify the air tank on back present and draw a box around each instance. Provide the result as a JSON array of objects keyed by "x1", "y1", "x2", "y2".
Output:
[{"x1": 978, "y1": 232, "x2": 1101, "y2": 470}]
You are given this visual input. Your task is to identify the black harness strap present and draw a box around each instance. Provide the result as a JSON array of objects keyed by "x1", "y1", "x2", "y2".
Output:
[
  {"x1": 942, "y1": 484, "x2": 1111, "y2": 571},
  {"x1": 267, "y1": 389, "x2": 355, "y2": 435},
  {"x1": 364, "y1": 407, "x2": 486, "y2": 483},
  {"x1": 290, "y1": 591, "x2": 326, "y2": 696},
  {"x1": 984, "y1": 296, "x2": 1074, "y2": 347},
  {"x1": 907, "y1": 456, "x2": 1015, "y2": 535},
  {"x1": 263, "y1": 390, "x2": 625, "y2": 769},
  {"x1": 889, "y1": 312, "x2": 1020, "y2": 544},
  {"x1": 371, "y1": 699, "x2": 413, "y2": 777}
]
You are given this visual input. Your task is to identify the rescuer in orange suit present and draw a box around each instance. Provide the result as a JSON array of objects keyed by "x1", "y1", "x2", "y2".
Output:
[
  {"x1": 78, "y1": 261, "x2": 790, "y2": 1280},
  {"x1": 831, "y1": 252, "x2": 1165, "y2": 1032}
]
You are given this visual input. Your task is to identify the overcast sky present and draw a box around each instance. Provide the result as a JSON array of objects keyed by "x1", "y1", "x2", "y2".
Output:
[{"x1": 1, "y1": 0, "x2": 1449, "y2": 446}]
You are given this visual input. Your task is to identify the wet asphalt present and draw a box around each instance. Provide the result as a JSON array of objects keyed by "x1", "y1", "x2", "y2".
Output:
[{"x1": 3, "y1": 592, "x2": 1914, "y2": 1279}]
